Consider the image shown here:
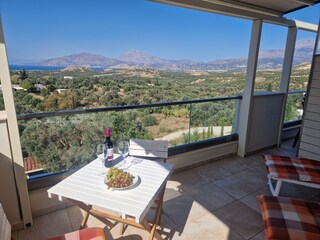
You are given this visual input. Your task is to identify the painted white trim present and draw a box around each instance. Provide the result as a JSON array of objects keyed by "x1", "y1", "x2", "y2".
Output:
[
  {"x1": 237, "y1": 19, "x2": 262, "y2": 157},
  {"x1": 0, "y1": 16, "x2": 33, "y2": 228},
  {"x1": 268, "y1": 177, "x2": 320, "y2": 196},
  {"x1": 277, "y1": 27, "x2": 298, "y2": 145},
  {"x1": 294, "y1": 20, "x2": 319, "y2": 32}
]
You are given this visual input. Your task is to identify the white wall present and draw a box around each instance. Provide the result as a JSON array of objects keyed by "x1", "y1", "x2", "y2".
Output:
[
  {"x1": 0, "y1": 113, "x2": 23, "y2": 230},
  {"x1": 299, "y1": 55, "x2": 320, "y2": 160}
]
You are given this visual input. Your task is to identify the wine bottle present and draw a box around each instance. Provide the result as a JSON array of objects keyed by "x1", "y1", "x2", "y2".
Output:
[{"x1": 104, "y1": 128, "x2": 114, "y2": 167}]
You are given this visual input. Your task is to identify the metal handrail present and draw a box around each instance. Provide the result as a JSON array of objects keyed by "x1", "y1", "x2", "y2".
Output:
[
  {"x1": 16, "y1": 90, "x2": 305, "y2": 120},
  {"x1": 287, "y1": 90, "x2": 305, "y2": 94},
  {"x1": 17, "y1": 95, "x2": 242, "y2": 120}
]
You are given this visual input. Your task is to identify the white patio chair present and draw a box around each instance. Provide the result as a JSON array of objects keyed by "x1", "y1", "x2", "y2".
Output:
[{"x1": 129, "y1": 139, "x2": 168, "y2": 163}]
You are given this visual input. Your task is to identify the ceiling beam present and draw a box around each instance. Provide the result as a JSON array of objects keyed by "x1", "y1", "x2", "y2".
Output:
[
  {"x1": 151, "y1": 0, "x2": 289, "y2": 22},
  {"x1": 294, "y1": 20, "x2": 319, "y2": 31},
  {"x1": 202, "y1": 0, "x2": 283, "y2": 17},
  {"x1": 150, "y1": 0, "x2": 318, "y2": 32},
  {"x1": 292, "y1": 0, "x2": 315, "y2": 6}
]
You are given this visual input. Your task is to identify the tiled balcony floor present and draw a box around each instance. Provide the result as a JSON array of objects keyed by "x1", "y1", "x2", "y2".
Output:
[{"x1": 13, "y1": 140, "x2": 320, "y2": 240}]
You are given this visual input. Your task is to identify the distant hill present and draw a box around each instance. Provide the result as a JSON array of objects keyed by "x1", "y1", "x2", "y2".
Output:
[
  {"x1": 31, "y1": 53, "x2": 123, "y2": 68},
  {"x1": 27, "y1": 38, "x2": 315, "y2": 71}
]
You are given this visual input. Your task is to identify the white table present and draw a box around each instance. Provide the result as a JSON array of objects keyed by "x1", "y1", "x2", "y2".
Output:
[{"x1": 48, "y1": 155, "x2": 174, "y2": 240}]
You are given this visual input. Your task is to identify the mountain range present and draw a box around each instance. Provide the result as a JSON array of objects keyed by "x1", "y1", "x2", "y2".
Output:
[{"x1": 27, "y1": 38, "x2": 315, "y2": 71}]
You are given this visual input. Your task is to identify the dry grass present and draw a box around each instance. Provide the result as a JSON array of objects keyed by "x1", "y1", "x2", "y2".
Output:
[{"x1": 147, "y1": 114, "x2": 189, "y2": 138}]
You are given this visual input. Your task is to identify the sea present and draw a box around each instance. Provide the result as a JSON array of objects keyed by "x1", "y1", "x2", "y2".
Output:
[{"x1": 9, "y1": 65, "x2": 105, "y2": 71}]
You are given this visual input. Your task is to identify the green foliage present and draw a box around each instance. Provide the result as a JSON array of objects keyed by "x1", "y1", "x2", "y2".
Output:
[
  {"x1": 21, "y1": 80, "x2": 35, "y2": 92},
  {"x1": 142, "y1": 115, "x2": 157, "y2": 126},
  {"x1": 12, "y1": 67, "x2": 308, "y2": 174},
  {"x1": 18, "y1": 69, "x2": 28, "y2": 81},
  {"x1": 20, "y1": 111, "x2": 150, "y2": 173}
]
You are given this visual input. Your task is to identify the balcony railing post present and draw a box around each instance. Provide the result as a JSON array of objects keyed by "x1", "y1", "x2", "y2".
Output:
[
  {"x1": 277, "y1": 26, "x2": 298, "y2": 146},
  {"x1": 188, "y1": 104, "x2": 192, "y2": 144},
  {"x1": 233, "y1": 98, "x2": 241, "y2": 134}
]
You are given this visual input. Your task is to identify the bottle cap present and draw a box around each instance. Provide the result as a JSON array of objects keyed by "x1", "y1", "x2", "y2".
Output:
[{"x1": 105, "y1": 128, "x2": 110, "y2": 137}]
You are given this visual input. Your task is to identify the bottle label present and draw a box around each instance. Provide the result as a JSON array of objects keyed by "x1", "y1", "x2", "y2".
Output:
[{"x1": 107, "y1": 148, "x2": 114, "y2": 161}]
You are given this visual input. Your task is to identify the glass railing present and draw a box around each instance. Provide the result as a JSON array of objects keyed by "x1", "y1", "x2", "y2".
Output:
[
  {"x1": 284, "y1": 90, "x2": 305, "y2": 123},
  {"x1": 17, "y1": 96, "x2": 241, "y2": 178}
]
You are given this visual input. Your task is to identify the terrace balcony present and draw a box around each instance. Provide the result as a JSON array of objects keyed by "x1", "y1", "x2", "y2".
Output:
[
  {"x1": 0, "y1": 0, "x2": 320, "y2": 240},
  {"x1": 11, "y1": 140, "x2": 320, "y2": 240}
]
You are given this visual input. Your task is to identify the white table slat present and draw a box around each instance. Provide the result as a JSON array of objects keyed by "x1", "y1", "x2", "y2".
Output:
[{"x1": 48, "y1": 156, "x2": 174, "y2": 223}]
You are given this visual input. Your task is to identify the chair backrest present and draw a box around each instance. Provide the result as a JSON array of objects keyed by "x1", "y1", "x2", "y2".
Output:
[
  {"x1": 0, "y1": 203, "x2": 11, "y2": 240},
  {"x1": 129, "y1": 139, "x2": 168, "y2": 162}
]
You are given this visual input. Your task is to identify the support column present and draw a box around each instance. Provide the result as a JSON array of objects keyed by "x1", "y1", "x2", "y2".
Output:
[
  {"x1": 277, "y1": 27, "x2": 297, "y2": 145},
  {"x1": 0, "y1": 17, "x2": 33, "y2": 228},
  {"x1": 237, "y1": 19, "x2": 263, "y2": 157}
]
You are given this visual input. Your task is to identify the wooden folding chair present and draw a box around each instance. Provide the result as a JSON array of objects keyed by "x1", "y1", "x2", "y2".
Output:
[{"x1": 129, "y1": 139, "x2": 168, "y2": 163}]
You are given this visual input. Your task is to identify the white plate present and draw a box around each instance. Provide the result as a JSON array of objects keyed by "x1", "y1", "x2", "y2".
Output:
[{"x1": 104, "y1": 173, "x2": 139, "y2": 190}]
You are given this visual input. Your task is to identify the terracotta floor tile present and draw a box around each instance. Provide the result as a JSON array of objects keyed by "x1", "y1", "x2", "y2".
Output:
[
  {"x1": 163, "y1": 193, "x2": 210, "y2": 227},
  {"x1": 183, "y1": 212, "x2": 245, "y2": 240},
  {"x1": 213, "y1": 201, "x2": 264, "y2": 239},
  {"x1": 187, "y1": 183, "x2": 235, "y2": 211},
  {"x1": 233, "y1": 168, "x2": 268, "y2": 191},
  {"x1": 213, "y1": 175, "x2": 258, "y2": 199},
  {"x1": 169, "y1": 170, "x2": 208, "y2": 192},
  {"x1": 18, "y1": 209, "x2": 73, "y2": 240},
  {"x1": 239, "y1": 186, "x2": 272, "y2": 214},
  {"x1": 249, "y1": 231, "x2": 265, "y2": 240}
]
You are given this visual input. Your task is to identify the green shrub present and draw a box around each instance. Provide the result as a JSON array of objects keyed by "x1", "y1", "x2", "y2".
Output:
[{"x1": 142, "y1": 115, "x2": 157, "y2": 126}]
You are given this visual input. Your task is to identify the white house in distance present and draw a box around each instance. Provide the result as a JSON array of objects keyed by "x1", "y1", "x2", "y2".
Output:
[
  {"x1": 63, "y1": 76, "x2": 73, "y2": 80},
  {"x1": 56, "y1": 89, "x2": 68, "y2": 94},
  {"x1": 0, "y1": 84, "x2": 26, "y2": 92}
]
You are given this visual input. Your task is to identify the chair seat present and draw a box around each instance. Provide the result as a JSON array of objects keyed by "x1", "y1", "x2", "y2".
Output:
[
  {"x1": 258, "y1": 195, "x2": 320, "y2": 240},
  {"x1": 48, "y1": 227, "x2": 106, "y2": 240},
  {"x1": 263, "y1": 155, "x2": 320, "y2": 183}
]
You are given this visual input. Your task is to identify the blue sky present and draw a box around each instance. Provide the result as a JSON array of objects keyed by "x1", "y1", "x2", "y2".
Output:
[{"x1": 0, "y1": 0, "x2": 319, "y2": 63}]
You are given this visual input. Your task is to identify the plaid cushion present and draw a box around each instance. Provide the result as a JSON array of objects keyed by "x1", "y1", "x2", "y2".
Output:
[
  {"x1": 48, "y1": 227, "x2": 106, "y2": 240},
  {"x1": 263, "y1": 155, "x2": 320, "y2": 183},
  {"x1": 258, "y1": 195, "x2": 320, "y2": 240}
]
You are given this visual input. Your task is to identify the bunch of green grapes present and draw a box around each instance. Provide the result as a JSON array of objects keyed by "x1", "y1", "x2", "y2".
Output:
[{"x1": 106, "y1": 167, "x2": 134, "y2": 189}]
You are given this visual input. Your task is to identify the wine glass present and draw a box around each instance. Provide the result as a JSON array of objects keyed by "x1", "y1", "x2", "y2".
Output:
[
  {"x1": 118, "y1": 141, "x2": 129, "y2": 168},
  {"x1": 96, "y1": 144, "x2": 106, "y2": 176}
]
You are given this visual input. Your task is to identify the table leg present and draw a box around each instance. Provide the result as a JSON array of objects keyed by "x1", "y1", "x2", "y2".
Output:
[
  {"x1": 62, "y1": 182, "x2": 168, "y2": 240},
  {"x1": 80, "y1": 210, "x2": 90, "y2": 229},
  {"x1": 150, "y1": 186, "x2": 165, "y2": 240},
  {"x1": 67, "y1": 198, "x2": 115, "y2": 229}
]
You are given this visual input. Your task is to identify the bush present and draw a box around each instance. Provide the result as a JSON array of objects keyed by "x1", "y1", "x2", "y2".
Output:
[{"x1": 142, "y1": 115, "x2": 157, "y2": 126}]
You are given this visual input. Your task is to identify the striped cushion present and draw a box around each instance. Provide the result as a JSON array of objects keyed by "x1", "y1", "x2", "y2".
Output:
[
  {"x1": 48, "y1": 227, "x2": 106, "y2": 240},
  {"x1": 258, "y1": 195, "x2": 320, "y2": 240},
  {"x1": 263, "y1": 155, "x2": 320, "y2": 183}
]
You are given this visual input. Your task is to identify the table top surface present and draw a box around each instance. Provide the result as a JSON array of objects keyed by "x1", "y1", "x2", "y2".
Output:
[{"x1": 47, "y1": 155, "x2": 174, "y2": 223}]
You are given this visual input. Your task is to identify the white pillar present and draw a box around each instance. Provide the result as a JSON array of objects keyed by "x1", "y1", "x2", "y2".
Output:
[
  {"x1": 0, "y1": 17, "x2": 33, "y2": 228},
  {"x1": 237, "y1": 19, "x2": 263, "y2": 157},
  {"x1": 277, "y1": 27, "x2": 297, "y2": 145}
]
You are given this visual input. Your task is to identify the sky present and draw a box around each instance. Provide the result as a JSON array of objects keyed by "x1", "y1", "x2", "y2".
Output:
[{"x1": 0, "y1": 0, "x2": 319, "y2": 63}]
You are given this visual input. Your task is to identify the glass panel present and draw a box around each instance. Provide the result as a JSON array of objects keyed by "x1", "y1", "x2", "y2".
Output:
[
  {"x1": 254, "y1": 23, "x2": 287, "y2": 92},
  {"x1": 20, "y1": 104, "x2": 191, "y2": 177},
  {"x1": 147, "y1": 105, "x2": 191, "y2": 147},
  {"x1": 189, "y1": 100, "x2": 237, "y2": 143},
  {"x1": 289, "y1": 31, "x2": 316, "y2": 91},
  {"x1": 284, "y1": 92, "x2": 304, "y2": 123}
]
